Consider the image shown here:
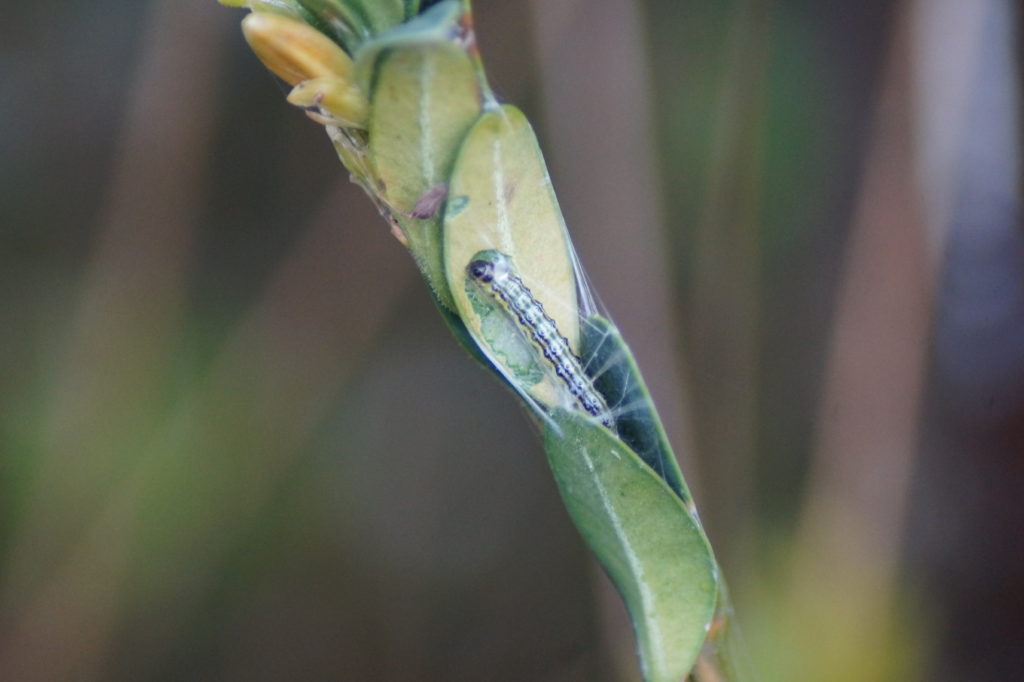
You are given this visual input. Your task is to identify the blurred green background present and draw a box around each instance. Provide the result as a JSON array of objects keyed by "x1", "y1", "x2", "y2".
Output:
[{"x1": 2, "y1": 0, "x2": 1022, "y2": 680}]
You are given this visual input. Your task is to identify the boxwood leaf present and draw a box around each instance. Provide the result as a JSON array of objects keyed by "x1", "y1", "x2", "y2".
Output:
[
  {"x1": 544, "y1": 408, "x2": 719, "y2": 682},
  {"x1": 367, "y1": 40, "x2": 482, "y2": 309},
  {"x1": 580, "y1": 315, "x2": 692, "y2": 504}
]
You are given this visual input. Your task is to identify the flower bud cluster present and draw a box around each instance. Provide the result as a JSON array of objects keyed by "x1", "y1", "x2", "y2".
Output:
[{"x1": 241, "y1": 12, "x2": 368, "y2": 128}]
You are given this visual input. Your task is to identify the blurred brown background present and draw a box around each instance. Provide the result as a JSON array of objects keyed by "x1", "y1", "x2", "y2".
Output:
[{"x1": 1, "y1": 0, "x2": 1022, "y2": 680}]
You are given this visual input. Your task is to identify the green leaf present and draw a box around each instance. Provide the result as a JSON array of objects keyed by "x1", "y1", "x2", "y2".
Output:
[
  {"x1": 432, "y1": 293, "x2": 510, "y2": 384},
  {"x1": 353, "y1": 0, "x2": 464, "y2": 94},
  {"x1": 345, "y1": 0, "x2": 406, "y2": 35},
  {"x1": 222, "y1": 0, "x2": 301, "y2": 16},
  {"x1": 297, "y1": 0, "x2": 406, "y2": 51},
  {"x1": 295, "y1": 0, "x2": 370, "y2": 52},
  {"x1": 580, "y1": 315, "x2": 692, "y2": 504},
  {"x1": 543, "y1": 408, "x2": 719, "y2": 682},
  {"x1": 230, "y1": 0, "x2": 339, "y2": 45},
  {"x1": 366, "y1": 40, "x2": 482, "y2": 310},
  {"x1": 443, "y1": 105, "x2": 578, "y2": 409}
]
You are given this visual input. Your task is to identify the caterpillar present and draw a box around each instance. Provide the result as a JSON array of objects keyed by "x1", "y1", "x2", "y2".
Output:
[{"x1": 466, "y1": 250, "x2": 612, "y2": 428}]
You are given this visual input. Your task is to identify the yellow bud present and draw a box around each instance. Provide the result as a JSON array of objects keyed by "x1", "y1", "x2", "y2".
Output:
[
  {"x1": 241, "y1": 12, "x2": 353, "y2": 86},
  {"x1": 287, "y1": 76, "x2": 368, "y2": 129}
]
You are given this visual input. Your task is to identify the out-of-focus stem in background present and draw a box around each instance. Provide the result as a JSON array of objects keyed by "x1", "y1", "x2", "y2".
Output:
[
  {"x1": 0, "y1": 1, "x2": 410, "y2": 678},
  {"x1": 782, "y1": 2, "x2": 933, "y2": 677},
  {"x1": 685, "y1": 0, "x2": 768, "y2": 572},
  {"x1": 0, "y1": 0, "x2": 227, "y2": 676},
  {"x1": 911, "y1": 1, "x2": 1024, "y2": 679}
]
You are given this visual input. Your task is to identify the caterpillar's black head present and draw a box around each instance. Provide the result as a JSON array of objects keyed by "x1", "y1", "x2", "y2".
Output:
[
  {"x1": 467, "y1": 259, "x2": 495, "y2": 283},
  {"x1": 467, "y1": 251, "x2": 510, "y2": 284}
]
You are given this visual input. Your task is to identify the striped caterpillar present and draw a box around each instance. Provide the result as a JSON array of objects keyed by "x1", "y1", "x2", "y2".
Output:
[{"x1": 466, "y1": 250, "x2": 612, "y2": 428}]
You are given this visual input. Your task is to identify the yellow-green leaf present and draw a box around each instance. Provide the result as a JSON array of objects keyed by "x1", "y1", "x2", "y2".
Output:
[
  {"x1": 443, "y1": 105, "x2": 578, "y2": 408},
  {"x1": 367, "y1": 41, "x2": 481, "y2": 309}
]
